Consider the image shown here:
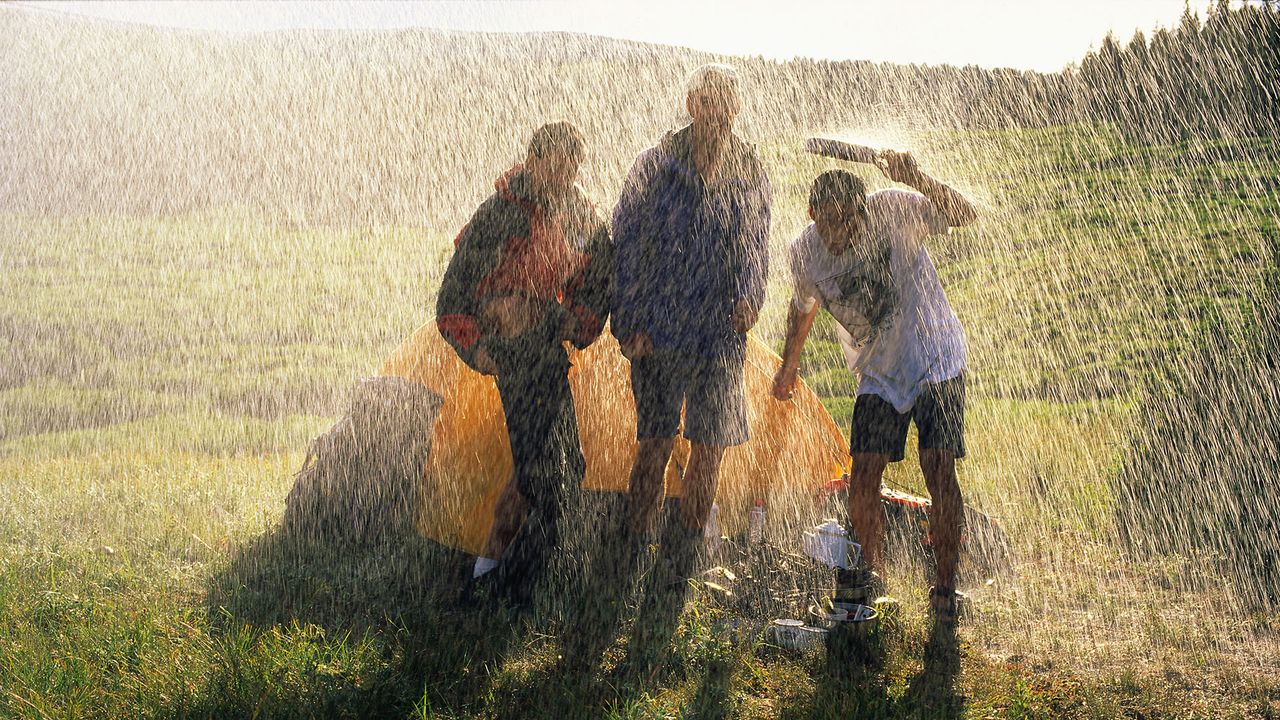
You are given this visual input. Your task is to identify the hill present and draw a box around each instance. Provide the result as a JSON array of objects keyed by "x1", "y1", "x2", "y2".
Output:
[{"x1": 2, "y1": 4, "x2": 1069, "y2": 228}]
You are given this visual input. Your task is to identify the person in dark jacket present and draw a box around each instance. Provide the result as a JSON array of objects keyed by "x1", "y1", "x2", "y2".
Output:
[
  {"x1": 436, "y1": 121, "x2": 612, "y2": 612},
  {"x1": 567, "y1": 64, "x2": 771, "y2": 676}
]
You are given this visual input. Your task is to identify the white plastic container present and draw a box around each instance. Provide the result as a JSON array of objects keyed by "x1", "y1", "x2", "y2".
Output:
[
  {"x1": 802, "y1": 520, "x2": 859, "y2": 569},
  {"x1": 704, "y1": 502, "x2": 721, "y2": 554},
  {"x1": 766, "y1": 618, "x2": 827, "y2": 651},
  {"x1": 748, "y1": 498, "x2": 766, "y2": 544}
]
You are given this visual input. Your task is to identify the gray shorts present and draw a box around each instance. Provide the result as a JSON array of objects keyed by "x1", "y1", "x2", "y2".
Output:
[
  {"x1": 630, "y1": 348, "x2": 748, "y2": 447},
  {"x1": 850, "y1": 375, "x2": 966, "y2": 462}
]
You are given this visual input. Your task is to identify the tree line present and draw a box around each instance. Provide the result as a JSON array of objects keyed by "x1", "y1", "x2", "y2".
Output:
[{"x1": 771, "y1": 1, "x2": 1280, "y2": 141}]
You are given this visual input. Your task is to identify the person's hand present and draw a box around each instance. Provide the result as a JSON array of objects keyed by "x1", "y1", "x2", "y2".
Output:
[
  {"x1": 619, "y1": 332, "x2": 652, "y2": 361},
  {"x1": 875, "y1": 149, "x2": 922, "y2": 186},
  {"x1": 558, "y1": 312, "x2": 579, "y2": 343},
  {"x1": 483, "y1": 296, "x2": 539, "y2": 338},
  {"x1": 472, "y1": 347, "x2": 499, "y2": 376},
  {"x1": 732, "y1": 298, "x2": 759, "y2": 334},
  {"x1": 772, "y1": 365, "x2": 798, "y2": 401}
]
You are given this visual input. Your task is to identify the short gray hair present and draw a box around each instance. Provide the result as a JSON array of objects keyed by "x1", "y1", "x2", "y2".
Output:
[{"x1": 685, "y1": 63, "x2": 740, "y2": 97}]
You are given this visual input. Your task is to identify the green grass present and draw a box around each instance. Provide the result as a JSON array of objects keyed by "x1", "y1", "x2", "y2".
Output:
[{"x1": 2, "y1": 124, "x2": 1280, "y2": 718}]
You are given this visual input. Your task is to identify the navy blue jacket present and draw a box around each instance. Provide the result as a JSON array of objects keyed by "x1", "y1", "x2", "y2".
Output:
[{"x1": 612, "y1": 126, "x2": 771, "y2": 358}]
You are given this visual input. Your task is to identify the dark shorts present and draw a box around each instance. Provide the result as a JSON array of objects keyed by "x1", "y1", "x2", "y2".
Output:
[
  {"x1": 630, "y1": 347, "x2": 748, "y2": 447},
  {"x1": 849, "y1": 375, "x2": 966, "y2": 462}
]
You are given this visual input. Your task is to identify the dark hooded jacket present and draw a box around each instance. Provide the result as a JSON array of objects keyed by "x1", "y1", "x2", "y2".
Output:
[{"x1": 436, "y1": 165, "x2": 613, "y2": 371}]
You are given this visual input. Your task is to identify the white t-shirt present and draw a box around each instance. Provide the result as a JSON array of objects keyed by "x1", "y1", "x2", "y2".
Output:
[{"x1": 788, "y1": 188, "x2": 966, "y2": 413}]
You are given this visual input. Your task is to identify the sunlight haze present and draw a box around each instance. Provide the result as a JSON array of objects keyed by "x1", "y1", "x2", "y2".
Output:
[{"x1": 20, "y1": 0, "x2": 1190, "y2": 72}]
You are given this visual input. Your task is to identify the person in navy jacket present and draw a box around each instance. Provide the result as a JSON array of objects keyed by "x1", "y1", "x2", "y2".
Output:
[{"x1": 573, "y1": 64, "x2": 771, "y2": 675}]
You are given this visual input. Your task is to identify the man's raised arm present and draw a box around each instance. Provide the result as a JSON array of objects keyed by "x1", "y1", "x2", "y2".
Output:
[
  {"x1": 806, "y1": 138, "x2": 976, "y2": 228},
  {"x1": 877, "y1": 150, "x2": 977, "y2": 228}
]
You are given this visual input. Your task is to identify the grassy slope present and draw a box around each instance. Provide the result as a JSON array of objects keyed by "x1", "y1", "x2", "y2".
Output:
[{"x1": 2, "y1": 125, "x2": 1279, "y2": 718}]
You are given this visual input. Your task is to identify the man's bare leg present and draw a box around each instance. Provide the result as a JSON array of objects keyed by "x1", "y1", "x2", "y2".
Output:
[
  {"x1": 920, "y1": 448, "x2": 962, "y2": 591},
  {"x1": 679, "y1": 441, "x2": 726, "y2": 530},
  {"x1": 848, "y1": 452, "x2": 890, "y2": 573},
  {"x1": 627, "y1": 436, "x2": 675, "y2": 536},
  {"x1": 480, "y1": 473, "x2": 527, "y2": 562}
]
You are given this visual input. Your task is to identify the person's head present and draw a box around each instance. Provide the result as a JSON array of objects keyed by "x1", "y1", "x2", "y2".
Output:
[
  {"x1": 808, "y1": 170, "x2": 868, "y2": 250},
  {"x1": 525, "y1": 121, "x2": 585, "y2": 199},
  {"x1": 685, "y1": 64, "x2": 741, "y2": 141}
]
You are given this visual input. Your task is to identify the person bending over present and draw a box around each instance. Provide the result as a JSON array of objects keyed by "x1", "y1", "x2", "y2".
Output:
[{"x1": 773, "y1": 151, "x2": 975, "y2": 622}]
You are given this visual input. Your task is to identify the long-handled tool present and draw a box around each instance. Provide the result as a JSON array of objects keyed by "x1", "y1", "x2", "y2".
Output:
[{"x1": 805, "y1": 137, "x2": 881, "y2": 165}]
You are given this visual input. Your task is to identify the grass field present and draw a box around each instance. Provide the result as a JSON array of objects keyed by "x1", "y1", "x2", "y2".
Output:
[{"x1": 2, "y1": 124, "x2": 1279, "y2": 718}]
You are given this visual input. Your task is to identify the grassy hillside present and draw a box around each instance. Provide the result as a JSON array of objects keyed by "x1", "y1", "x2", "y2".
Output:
[{"x1": 3, "y1": 115, "x2": 1279, "y2": 718}]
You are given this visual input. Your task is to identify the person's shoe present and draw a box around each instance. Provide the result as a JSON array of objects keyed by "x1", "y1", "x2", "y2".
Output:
[
  {"x1": 459, "y1": 565, "x2": 545, "y2": 627},
  {"x1": 928, "y1": 585, "x2": 967, "y2": 624}
]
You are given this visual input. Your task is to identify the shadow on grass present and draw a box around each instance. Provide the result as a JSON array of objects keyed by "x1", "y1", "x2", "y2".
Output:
[
  {"x1": 187, "y1": 488, "x2": 642, "y2": 718},
  {"x1": 901, "y1": 622, "x2": 964, "y2": 719},
  {"x1": 186, "y1": 527, "x2": 522, "y2": 719},
  {"x1": 483, "y1": 656, "x2": 656, "y2": 720},
  {"x1": 170, "y1": 375, "x2": 540, "y2": 716},
  {"x1": 685, "y1": 649, "x2": 736, "y2": 720},
  {"x1": 780, "y1": 621, "x2": 964, "y2": 720}
]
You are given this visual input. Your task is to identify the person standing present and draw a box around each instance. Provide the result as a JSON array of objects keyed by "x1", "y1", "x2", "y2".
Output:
[
  {"x1": 572, "y1": 63, "x2": 771, "y2": 674},
  {"x1": 436, "y1": 121, "x2": 612, "y2": 613},
  {"x1": 772, "y1": 149, "x2": 976, "y2": 622}
]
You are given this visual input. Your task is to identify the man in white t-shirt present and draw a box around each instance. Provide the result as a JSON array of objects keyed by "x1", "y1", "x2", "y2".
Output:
[{"x1": 772, "y1": 150, "x2": 976, "y2": 621}]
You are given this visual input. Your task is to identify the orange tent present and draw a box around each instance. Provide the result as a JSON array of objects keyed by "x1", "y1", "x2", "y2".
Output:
[{"x1": 380, "y1": 324, "x2": 849, "y2": 555}]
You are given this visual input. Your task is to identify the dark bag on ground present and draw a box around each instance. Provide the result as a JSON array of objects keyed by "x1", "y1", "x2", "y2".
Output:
[{"x1": 283, "y1": 376, "x2": 443, "y2": 544}]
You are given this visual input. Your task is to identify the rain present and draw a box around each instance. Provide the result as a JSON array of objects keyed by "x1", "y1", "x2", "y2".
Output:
[{"x1": 1, "y1": 2, "x2": 1278, "y2": 718}]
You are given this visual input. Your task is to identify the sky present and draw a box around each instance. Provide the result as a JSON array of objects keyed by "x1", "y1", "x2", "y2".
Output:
[{"x1": 16, "y1": 0, "x2": 1194, "y2": 72}]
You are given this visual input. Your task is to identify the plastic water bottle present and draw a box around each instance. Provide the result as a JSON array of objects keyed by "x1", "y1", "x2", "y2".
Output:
[
  {"x1": 748, "y1": 497, "x2": 766, "y2": 544},
  {"x1": 704, "y1": 502, "x2": 720, "y2": 553}
]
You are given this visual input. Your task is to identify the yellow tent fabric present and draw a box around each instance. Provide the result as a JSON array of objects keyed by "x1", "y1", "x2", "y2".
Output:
[{"x1": 380, "y1": 323, "x2": 850, "y2": 555}]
